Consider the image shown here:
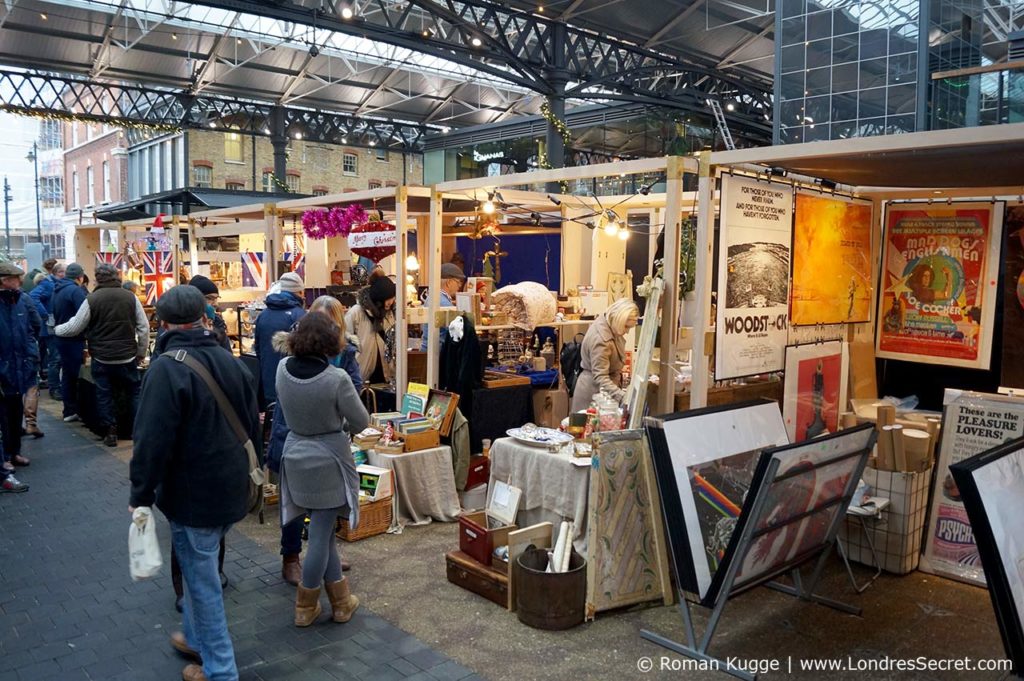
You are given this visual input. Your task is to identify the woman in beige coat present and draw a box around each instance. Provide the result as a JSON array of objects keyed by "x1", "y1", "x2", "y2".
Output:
[
  {"x1": 570, "y1": 298, "x2": 640, "y2": 412},
  {"x1": 343, "y1": 274, "x2": 396, "y2": 385}
]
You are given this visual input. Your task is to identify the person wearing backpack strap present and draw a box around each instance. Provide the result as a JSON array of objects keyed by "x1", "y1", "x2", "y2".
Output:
[
  {"x1": 129, "y1": 285, "x2": 261, "y2": 681},
  {"x1": 570, "y1": 298, "x2": 640, "y2": 413}
]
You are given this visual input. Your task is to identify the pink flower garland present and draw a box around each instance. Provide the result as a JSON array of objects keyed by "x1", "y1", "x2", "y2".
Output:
[{"x1": 301, "y1": 204, "x2": 368, "y2": 240}]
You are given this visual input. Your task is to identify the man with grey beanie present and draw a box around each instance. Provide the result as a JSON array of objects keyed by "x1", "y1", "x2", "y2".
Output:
[
  {"x1": 55, "y1": 263, "x2": 149, "y2": 446},
  {"x1": 52, "y1": 263, "x2": 88, "y2": 422},
  {"x1": 130, "y1": 285, "x2": 260, "y2": 681}
]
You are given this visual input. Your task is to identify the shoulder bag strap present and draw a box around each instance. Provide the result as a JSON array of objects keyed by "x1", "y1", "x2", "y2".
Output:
[{"x1": 172, "y1": 350, "x2": 265, "y2": 493}]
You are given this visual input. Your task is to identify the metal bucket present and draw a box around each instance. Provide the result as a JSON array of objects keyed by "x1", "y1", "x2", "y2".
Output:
[{"x1": 514, "y1": 547, "x2": 586, "y2": 630}]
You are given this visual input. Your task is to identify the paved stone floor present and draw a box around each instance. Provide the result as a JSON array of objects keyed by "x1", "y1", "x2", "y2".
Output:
[
  {"x1": 0, "y1": 405, "x2": 477, "y2": 681},
  {"x1": 1, "y1": 397, "x2": 1009, "y2": 681}
]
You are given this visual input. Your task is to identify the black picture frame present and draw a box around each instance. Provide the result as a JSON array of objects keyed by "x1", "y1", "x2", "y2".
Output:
[{"x1": 950, "y1": 436, "x2": 1024, "y2": 674}]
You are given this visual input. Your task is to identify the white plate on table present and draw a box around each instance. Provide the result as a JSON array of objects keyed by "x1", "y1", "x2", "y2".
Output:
[{"x1": 505, "y1": 427, "x2": 574, "y2": 448}]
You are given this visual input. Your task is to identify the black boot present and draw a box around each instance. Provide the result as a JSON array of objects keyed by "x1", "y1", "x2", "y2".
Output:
[{"x1": 104, "y1": 425, "x2": 118, "y2": 447}]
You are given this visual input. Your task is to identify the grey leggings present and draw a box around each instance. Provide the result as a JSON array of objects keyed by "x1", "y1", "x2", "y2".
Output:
[{"x1": 301, "y1": 507, "x2": 345, "y2": 589}]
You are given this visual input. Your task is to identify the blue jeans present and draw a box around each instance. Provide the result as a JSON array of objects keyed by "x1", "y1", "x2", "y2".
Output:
[
  {"x1": 55, "y1": 338, "x2": 85, "y2": 418},
  {"x1": 91, "y1": 360, "x2": 140, "y2": 429},
  {"x1": 46, "y1": 337, "x2": 60, "y2": 395},
  {"x1": 170, "y1": 522, "x2": 238, "y2": 681},
  {"x1": 281, "y1": 516, "x2": 304, "y2": 556}
]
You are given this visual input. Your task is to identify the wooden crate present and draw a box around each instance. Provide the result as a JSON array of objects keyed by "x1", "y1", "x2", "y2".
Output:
[
  {"x1": 336, "y1": 497, "x2": 392, "y2": 542},
  {"x1": 445, "y1": 550, "x2": 509, "y2": 607},
  {"x1": 404, "y1": 429, "x2": 440, "y2": 452},
  {"x1": 673, "y1": 380, "x2": 783, "y2": 412},
  {"x1": 482, "y1": 371, "x2": 532, "y2": 388}
]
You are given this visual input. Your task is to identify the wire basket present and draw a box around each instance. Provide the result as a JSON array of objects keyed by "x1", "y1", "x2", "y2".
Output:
[{"x1": 497, "y1": 327, "x2": 529, "y2": 366}]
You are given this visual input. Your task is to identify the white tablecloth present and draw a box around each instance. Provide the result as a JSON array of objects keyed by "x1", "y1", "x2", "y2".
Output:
[
  {"x1": 368, "y1": 445, "x2": 461, "y2": 529},
  {"x1": 488, "y1": 437, "x2": 591, "y2": 553}
]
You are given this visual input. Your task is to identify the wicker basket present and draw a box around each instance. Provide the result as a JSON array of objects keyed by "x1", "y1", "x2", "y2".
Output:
[{"x1": 336, "y1": 497, "x2": 392, "y2": 542}]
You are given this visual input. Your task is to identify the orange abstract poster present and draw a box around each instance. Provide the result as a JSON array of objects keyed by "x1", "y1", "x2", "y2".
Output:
[
  {"x1": 791, "y1": 193, "x2": 873, "y2": 325},
  {"x1": 876, "y1": 202, "x2": 1003, "y2": 369}
]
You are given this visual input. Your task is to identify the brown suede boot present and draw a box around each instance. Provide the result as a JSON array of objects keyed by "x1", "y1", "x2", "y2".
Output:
[
  {"x1": 282, "y1": 554, "x2": 301, "y2": 586},
  {"x1": 294, "y1": 584, "x2": 322, "y2": 627},
  {"x1": 324, "y1": 578, "x2": 360, "y2": 623}
]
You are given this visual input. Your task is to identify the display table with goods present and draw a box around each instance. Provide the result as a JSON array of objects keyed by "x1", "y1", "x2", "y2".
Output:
[{"x1": 367, "y1": 445, "x2": 461, "y2": 528}]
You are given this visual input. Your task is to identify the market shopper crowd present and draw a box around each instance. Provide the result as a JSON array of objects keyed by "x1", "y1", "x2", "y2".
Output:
[{"x1": 0, "y1": 255, "x2": 382, "y2": 681}]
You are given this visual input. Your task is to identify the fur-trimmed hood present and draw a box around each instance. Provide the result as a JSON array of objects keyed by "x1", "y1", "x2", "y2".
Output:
[{"x1": 355, "y1": 286, "x2": 392, "y2": 327}]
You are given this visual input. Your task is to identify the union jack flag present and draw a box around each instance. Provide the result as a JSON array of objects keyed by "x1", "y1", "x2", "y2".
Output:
[
  {"x1": 241, "y1": 251, "x2": 267, "y2": 289},
  {"x1": 283, "y1": 251, "x2": 305, "y2": 280},
  {"x1": 142, "y1": 250, "x2": 173, "y2": 305},
  {"x1": 96, "y1": 252, "x2": 123, "y2": 268}
]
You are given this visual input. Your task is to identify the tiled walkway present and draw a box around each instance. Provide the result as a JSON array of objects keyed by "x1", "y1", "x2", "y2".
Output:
[{"x1": 0, "y1": 406, "x2": 478, "y2": 681}]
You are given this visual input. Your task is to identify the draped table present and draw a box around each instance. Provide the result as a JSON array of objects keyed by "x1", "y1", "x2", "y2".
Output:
[{"x1": 368, "y1": 445, "x2": 461, "y2": 531}]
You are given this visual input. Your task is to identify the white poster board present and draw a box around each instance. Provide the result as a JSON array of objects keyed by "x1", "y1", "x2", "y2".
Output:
[
  {"x1": 920, "y1": 389, "x2": 1024, "y2": 585},
  {"x1": 715, "y1": 175, "x2": 793, "y2": 380}
]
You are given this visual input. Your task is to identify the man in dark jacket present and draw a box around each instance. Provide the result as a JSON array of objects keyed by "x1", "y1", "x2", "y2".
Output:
[
  {"x1": 130, "y1": 285, "x2": 260, "y2": 681},
  {"x1": 254, "y1": 272, "x2": 305, "y2": 407},
  {"x1": 52, "y1": 263, "x2": 89, "y2": 422},
  {"x1": 55, "y1": 264, "x2": 149, "y2": 447},
  {"x1": 30, "y1": 261, "x2": 64, "y2": 398},
  {"x1": 0, "y1": 262, "x2": 39, "y2": 490},
  {"x1": 188, "y1": 275, "x2": 232, "y2": 351}
]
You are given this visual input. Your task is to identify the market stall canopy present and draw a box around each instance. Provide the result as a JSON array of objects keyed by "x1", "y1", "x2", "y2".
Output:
[
  {"x1": 710, "y1": 123, "x2": 1024, "y2": 190},
  {"x1": 95, "y1": 188, "x2": 296, "y2": 222}
]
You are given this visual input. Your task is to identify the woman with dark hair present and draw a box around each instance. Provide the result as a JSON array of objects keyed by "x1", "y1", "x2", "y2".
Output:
[
  {"x1": 275, "y1": 312, "x2": 369, "y2": 628},
  {"x1": 344, "y1": 275, "x2": 396, "y2": 385},
  {"x1": 908, "y1": 262, "x2": 952, "y2": 304}
]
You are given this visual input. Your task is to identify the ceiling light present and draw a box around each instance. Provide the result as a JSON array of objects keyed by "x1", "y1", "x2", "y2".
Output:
[
  {"x1": 422, "y1": 28, "x2": 434, "y2": 38},
  {"x1": 471, "y1": 36, "x2": 483, "y2": 47},
  {"x1": 617, "y1": 228, "x2": 629, "y2": 241},
  {"x1": 294, "y1": 132, "x2": 302, "y2": 139},
  {"x1": 726, "y1": 102, "x2": 735, "y2": 111},
  {"x1": 440, "y1": 126, "x2": 450, "y2": 134},
  {"x1": 341, "y1": 137, "x2": 347, "y2": 143},
  {"x1": 537, "y1": 5, "x2": 544, "y2": 12},
  {"x1": 172, "y1": 33, "x2": 178, "y2": 40},
  {"x1": 341, "y1": 6, "x2": 354, "y2": 19},
  {"x1": 236, "y1": 38, "x2": 242, "y2": 44},
  {"x1": 39, "y1": 12, "x2": 47, "y2": 20},
  {"x1": 209, "y1": 121, "x2": 217, "y2": 128},
  {"x1": 481, "y1": 192, "x2": 496, "y2": 214},
  {"x1": 405, "y1": 254, "x2": 420, "y2": 271},
  {"x1": 369, "y1": 140, "x2": 376, "y2": 146}
]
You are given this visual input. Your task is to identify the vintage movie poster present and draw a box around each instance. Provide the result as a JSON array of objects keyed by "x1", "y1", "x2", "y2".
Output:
[
  {"x1": 1003, "y1": 205, "x2": 1024, "y2": 390},
  {"x1": 782, "y1": 341, "x2": 849, "y2": 443},
  {"x1": 876, "y1": 202, "x2": 1003, "y2": 369},
  {"x1": 715, "y1": 175, "x2": 793, "y2": 380},
  {"x1": 791, "y1": 193, "x2": 873, "y2": 325},
  {"x1": 921, "y1": 390, "x2": 1024, "y2": 585}
]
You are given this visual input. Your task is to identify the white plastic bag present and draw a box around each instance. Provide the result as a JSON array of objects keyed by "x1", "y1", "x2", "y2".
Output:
[{"x1": 128, "y1": 507, "x2": 163, "y2": 581}]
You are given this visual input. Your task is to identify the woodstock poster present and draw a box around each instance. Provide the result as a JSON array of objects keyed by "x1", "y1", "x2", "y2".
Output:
[{"x1": 875, "y1": 202, "x2": 1002, "y2": 369}]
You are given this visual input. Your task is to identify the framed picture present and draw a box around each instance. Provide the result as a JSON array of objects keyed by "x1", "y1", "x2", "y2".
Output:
[
  {"x1": 607, "y1": 272, "x2": 633, "y2": 304},
  {"x1": 782, "y1": 341, "x2": 849, "y2": 443},
  {"x1": 950, "y1": 436, "x2": 1024, "y2": 673},
  {"x1": 722, "y1": 424, "x2": 875, "y2": 598},
  {"x1": 645, "y1": 399, "x2": 789, "y2": 604},
  {"x1": 426, "y1": 389, "x2": 460, "y2": 437}
]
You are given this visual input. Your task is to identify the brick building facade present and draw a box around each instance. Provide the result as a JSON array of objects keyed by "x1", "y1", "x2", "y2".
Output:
[
  {"x1": 185, "y1": 131, "x2": 424, "y2": 195},
  {"x1": 62, "y1": 121, "x2": 128, "y2": 214}
]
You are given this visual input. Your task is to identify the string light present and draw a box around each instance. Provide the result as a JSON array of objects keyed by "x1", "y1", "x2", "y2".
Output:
[
  {"x1": 481, "y1": 192, "x2": 496, "y2": 214},
  {"x1": 8, "y1": 109, "x2": 180, "y2": 134},
  {"x1": 540, "y1": 101, "x2": 572, "y2": 150},
  {"x1": 617, "y1": 228, "x2": 629, "y2": 241},
  {"x1": 603, "y1": 219, "x2": 619, "y2": 237}
]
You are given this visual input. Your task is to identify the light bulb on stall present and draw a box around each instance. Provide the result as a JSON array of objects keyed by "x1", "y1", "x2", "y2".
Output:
[
  {"x1": 617, "y1": 228, "x2": 629, "y2": 241},
  {"x1": 603, "y1": 220, "x2": 619, "y2": 237},
  {"x1": 405, "y1": 253, "x2": 420, "y2": 271},
  {"x1": 481, "y1": 199, "x2": 495, "y2": 214}
]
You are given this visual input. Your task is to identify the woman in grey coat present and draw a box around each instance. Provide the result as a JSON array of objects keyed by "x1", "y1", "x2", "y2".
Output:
[
  {"x1": 570, "y1": 298, "x2": 640, "y2": 412},
  {"x1": 276, "y1": 312, "x2": 370, "y2": 627}
]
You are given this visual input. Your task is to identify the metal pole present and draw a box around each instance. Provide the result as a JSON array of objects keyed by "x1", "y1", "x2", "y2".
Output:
[
  {"x1": 3, "y1": 177, "x2": 11, "y2": 257},
  {"x1": 32, "y1": 141, "x2": 41, "y2": 242}
]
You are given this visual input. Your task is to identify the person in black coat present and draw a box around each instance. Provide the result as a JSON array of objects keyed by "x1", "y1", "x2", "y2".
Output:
[
  {"x1": 129, "y1": 285, "x2": 261, "y2": 681},
  {"x1": 51, "y1": 263, "x2": 89, "y2": 422}
]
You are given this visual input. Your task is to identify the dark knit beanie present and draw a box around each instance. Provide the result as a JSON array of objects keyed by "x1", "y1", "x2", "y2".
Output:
[
  {"x1": 188, "y1": 275, "x2": 219, "y2": 297},
  {"x1": 368, "y1": 275, "x2": 396, "y2": 304}
]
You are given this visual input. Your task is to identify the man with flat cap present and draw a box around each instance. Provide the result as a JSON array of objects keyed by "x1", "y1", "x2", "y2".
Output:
[
  {"x1": 0, "y1": 261, "x2": 39, "y2": 488},
  {"x1": 420, "y1": 261, "x2": 466, "y2": 350},
  {"x1": 130, "y1": 285, "x2": 260, "y2": 681}
]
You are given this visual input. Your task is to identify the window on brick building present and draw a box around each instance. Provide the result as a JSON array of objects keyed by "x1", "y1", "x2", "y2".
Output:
[
  {"x1": 194, "y1": 165, "x2": 212, "y2": 188},
  {"x1": 286, "y1": 174, "x2": 300, "y2": 192},
  {"x1": 224, "y1": 132, "x2": 243, "y2": 163},
  {"x1": 374, "y1": 148, "x2": 389, "y2": 162},
  {"x1": 312, "y1": 188, "x2": 328, "y2": 197},
  {"x1": 102, "y1": 161, "x2": 111, "y2": 203},
  {"x1": 368, "y1": 180, "x2": 382, "y2": 190},
  {"x1": 72, "y1": 171, "x2": 79, "y2": 209},
  {"x1": 226, "y1": 181, "x2": 244, "y2": 191},
  {"x1": 86, "y1": 166, "x2": 95, "y2": 206},
  {"x1": 262, "y1": 172, "x2": 273, "y2": 192},
  {"x1": 343, "y1": 153, "x2": 357, "y2": 176}
]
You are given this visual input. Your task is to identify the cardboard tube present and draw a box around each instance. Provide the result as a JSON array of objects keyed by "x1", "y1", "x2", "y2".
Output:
[
  {"x1": 876, "y1": 404, "x2": 896, "y2": 428},
  {"x1": 903, "y1": 429, "x2": 931, "y2": 471},
  {"x1": 877, "y1": 426, "x2": 895, "y2": 471},
  {"x1": 926, "y1": 418, "x2": 941, "y2": 458},
  {"x1": 841, "y1": 412, "x2": 858, "y2": 430},
  {"x1": 890, "y1": 424, "x2": 907, "y2": 471}
]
